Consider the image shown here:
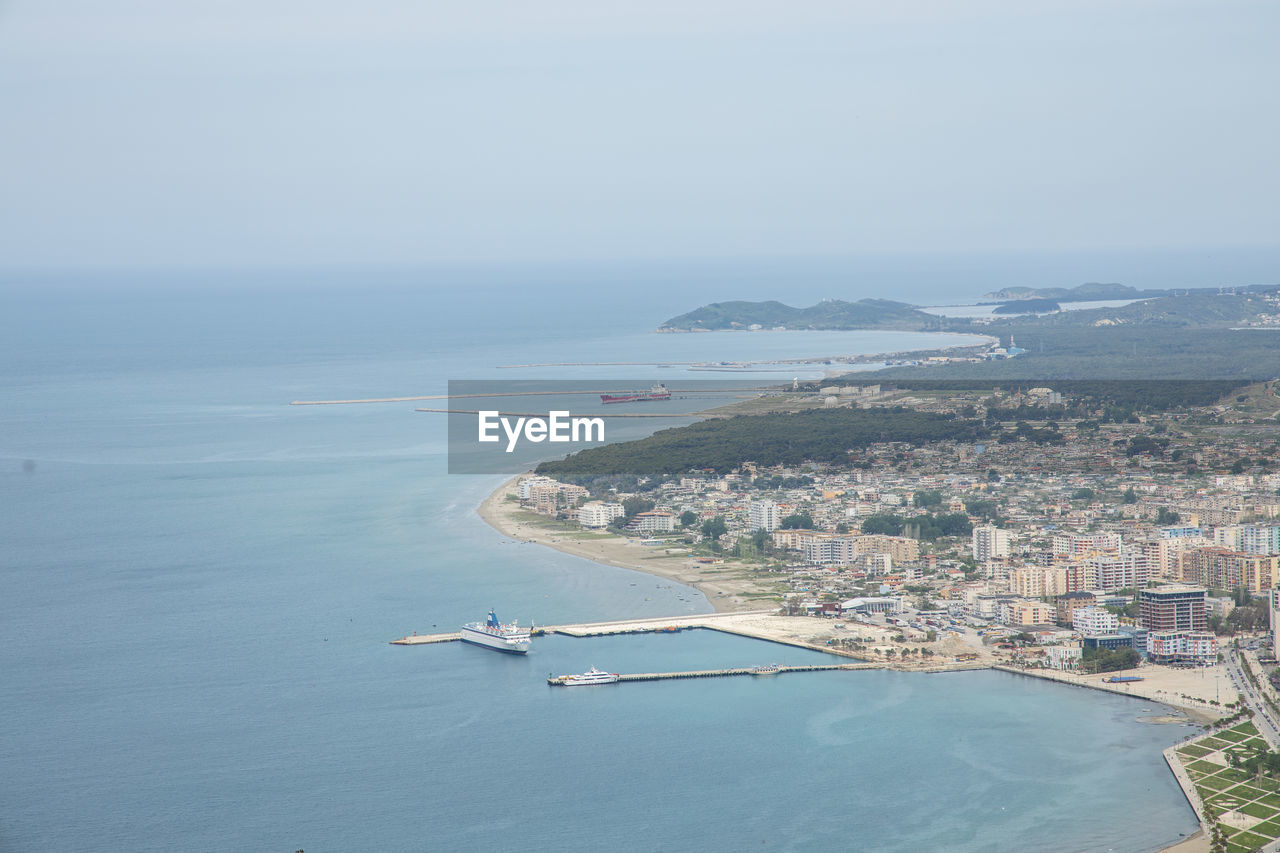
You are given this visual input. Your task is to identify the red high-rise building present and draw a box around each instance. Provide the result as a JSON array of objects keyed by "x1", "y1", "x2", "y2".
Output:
[{"x1": 1139, "y1": 585, "x2": 1207, "y2": 632}]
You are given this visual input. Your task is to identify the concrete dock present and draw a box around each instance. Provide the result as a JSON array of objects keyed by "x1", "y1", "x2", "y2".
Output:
[
  {"x1": 390, "y1": 632, "x2": 461, "y2": 645},
  {"x1": 548, "y1": 662, "x2": 879, "y2": 686},
  {"x1": 389, "y1": 611, "x2": 781, "y2": 647}
]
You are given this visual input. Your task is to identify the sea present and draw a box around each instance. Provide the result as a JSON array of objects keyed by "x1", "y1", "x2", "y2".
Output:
[{"x1": 5, "y1": 254, "x2": 1253, "y2": 853}]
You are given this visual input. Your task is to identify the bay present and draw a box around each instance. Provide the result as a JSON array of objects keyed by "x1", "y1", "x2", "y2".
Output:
[{"x1": 0, "y1": 268, "x2": 1199, "y2": 852}]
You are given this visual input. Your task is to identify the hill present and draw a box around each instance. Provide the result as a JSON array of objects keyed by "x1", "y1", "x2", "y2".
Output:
[
  {"x1": 658, "y1": 298, "x2": 939, "y2": 331},
  {"x1": 982, "y1": 283, "x2": 1151, "y2": 301}
]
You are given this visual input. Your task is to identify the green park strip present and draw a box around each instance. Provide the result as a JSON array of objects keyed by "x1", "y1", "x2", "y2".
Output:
[
  {"x1": 1188, "y1": 759, "x2": 1229, "y2": 774},
  {"x1": 1229, "y1": 830, "x2": 1271, "y2": 849},
  {"x1": 1239, "y1": 801, "x2": 1280, "y2": 820},
  {"x1": 1228, "y1": 784, "x2": 1272, "y2": 802},
  {"x1": 1198, "y1": 775, "x2": 1238, "y2": 792},
  {"x1": 1174, "y1": 719, "x2": 1280, "y2": 853}
]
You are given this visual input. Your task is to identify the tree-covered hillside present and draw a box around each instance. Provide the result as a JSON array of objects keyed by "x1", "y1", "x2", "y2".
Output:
[{"x1": 535, "y1": 408, "x2": 989, "y2": 483}]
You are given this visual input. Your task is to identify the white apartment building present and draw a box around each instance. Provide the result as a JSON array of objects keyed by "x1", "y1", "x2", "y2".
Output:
[
  {"x1": 1072, "y1": 605, "x2": 1119, "y2": 636},
  {"x1": 856, "y1": 552, "x2": 893, "y2": 575},
  {"x1": 1213, "y1": 525, "x2": 1244, "y2": 551},
  {"x1": 1045, "y1": 645, "x2": 1083, "y2": 671},
  {"x1": 972, "y1": 526, "x2": 1010, "y2": 562},
  {"x1": 748, "y1": 500, "x2": 781, "y2": 532},
  {"x1": 1239, "y1": 524, "x2": 1280, "y2": 555},
  {"x1": 626, "y1": 511, "x2": 676, "y2": 534},
  {"x1": 1052, "y1": 532, "x2": 1123, "y2": 557},
  {"x1": 578, "y1": 502, "x2": 625, "y2": 529},
  {"x1": 518, "y1": 476, "x2": 555, "y2": 499}
]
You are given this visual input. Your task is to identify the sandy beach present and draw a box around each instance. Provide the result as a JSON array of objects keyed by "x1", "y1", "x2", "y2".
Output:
[
  {"x1": 995, "y1": 663, "x2": 1237, "y2": 725},
  {"x1": 477, "y1": 475, "x2": 783, "y2": 613}
]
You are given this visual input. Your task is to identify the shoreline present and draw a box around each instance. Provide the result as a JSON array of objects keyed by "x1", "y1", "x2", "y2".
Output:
[
  {"x1": 991, "y1": 664, "x2": 1228, "y2": 726},
  {"x1": 476, "y1": 475, "x2": 780, "y2": 613},
  {"x1": 474, "y1": 475, "x2": 1240, "y2": 716}
]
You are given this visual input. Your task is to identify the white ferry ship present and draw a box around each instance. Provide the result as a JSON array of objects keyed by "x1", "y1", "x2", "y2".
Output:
[
  {"x1": 460, "y1": 610, "x2": 531, "y2": 655},
  {"x1": 551, "y1": 666, "x2": 619, "y2": 686}
]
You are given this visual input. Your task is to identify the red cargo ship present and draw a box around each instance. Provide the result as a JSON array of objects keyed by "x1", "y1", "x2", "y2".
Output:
[{"x1": 600, "y1": 383, "x2": 672, "y2": 404}]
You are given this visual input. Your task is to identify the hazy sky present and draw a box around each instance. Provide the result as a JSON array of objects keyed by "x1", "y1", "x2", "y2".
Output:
[{"x1": 1, "y1": 1, "x2": 1277, "y2": 269}]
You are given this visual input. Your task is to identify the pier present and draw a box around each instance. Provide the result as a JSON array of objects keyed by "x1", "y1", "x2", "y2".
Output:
[
  {"x1": 547, "y1": 663, "x2": 879, "y2": 686},
  {"x1": 390, "y1": 632, "x2": 461, "y2": 645},
  {"x1": 292, "y1": 388, "x2": 773, "y2": 406}
]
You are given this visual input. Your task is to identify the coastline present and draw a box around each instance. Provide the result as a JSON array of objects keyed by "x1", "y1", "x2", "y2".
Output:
[
  {"x1": 476, "y1": 475, "x2": 780, "y2": 613},
  {"x1": 991, "y1": 664, "x2": 1232, "y2": 726},
  {"x1": 474, "y1": 476, "x2": 1240, "y2": 720}
]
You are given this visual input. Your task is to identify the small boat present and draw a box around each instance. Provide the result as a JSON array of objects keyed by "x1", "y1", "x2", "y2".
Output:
[
  {"x1": 751, "y1": 664, "x2": 782, "y2": 676},
  {"x1": 549, "y1": 666, "x2": 619, "y2": 686}
]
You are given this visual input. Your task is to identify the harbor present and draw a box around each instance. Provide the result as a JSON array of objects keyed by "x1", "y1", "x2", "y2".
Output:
[{"x1": 390, "y1": 610, "x2": 995, "y2": 674}]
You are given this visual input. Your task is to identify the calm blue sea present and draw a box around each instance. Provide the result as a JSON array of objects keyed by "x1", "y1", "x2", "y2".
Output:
[{"x1": 0, "y1": 263, "x2": 1205, "y2": 852}]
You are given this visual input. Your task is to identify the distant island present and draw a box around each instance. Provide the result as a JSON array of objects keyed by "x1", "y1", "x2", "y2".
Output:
[
  {"x1": 992, "y1": 298, "x2": 1060, "y2": 314},
  {"x1": 981, "y1": 282, "x2": 1152, "y2": 301},
  {"x1": 657, "y1": 298, "x2": 939, "y2": 332}
]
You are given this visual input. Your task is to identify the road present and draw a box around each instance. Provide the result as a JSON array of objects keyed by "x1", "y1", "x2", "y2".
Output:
[{"x1": 1225, "y1": 647, "x2": 1280, "y2": 749}]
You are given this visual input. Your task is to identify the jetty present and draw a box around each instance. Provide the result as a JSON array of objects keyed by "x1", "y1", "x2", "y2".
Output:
[
  {"x1": 547, "y1": 662, "x2": 878, "y2": 686},
  {"x1": 291, "y1": 388, "x2": 773, "y2": 406},
  {"x1": 390, "y1": 632, "x2": 461, "y2": 645}
]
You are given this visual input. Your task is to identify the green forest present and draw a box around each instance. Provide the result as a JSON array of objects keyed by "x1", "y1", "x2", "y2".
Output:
[{"x1": 535, "y1": 407, "x2": 990, "y2": 484}]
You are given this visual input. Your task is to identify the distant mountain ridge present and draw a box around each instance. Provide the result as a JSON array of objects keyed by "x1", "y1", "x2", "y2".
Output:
[
  {"x1": 658, "y1": 298, "x2": 938, "y2": 331},
  {"x1": 981, "y1": 283, "x2": 1151, "y2": 301}
]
